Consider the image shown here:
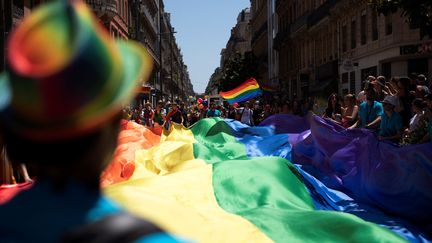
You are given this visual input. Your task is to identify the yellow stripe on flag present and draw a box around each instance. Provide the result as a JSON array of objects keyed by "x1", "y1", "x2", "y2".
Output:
[{"x1": 104, "y1": 124, "x2": 272, "y2": 243}]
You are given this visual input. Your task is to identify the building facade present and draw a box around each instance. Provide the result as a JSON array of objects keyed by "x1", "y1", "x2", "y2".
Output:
[
  {"x1": 1, "y1": 0, "x2": 47, "y2": 72},
  {"x1": 206, "y1": 8, "x2": 252, "y2": 96},
  {"x1": 250, "y1": 0, "x2": 269, "y2": 85},
  {"x1": 159, "y1": 10, "x2": 193, "y2": 103},
  {"x1": 221, "y1": 8, "x2": 252, "y2": 65},
  {"x1": 86, "y1": 0, "x2": 128, "y2": 39},
  {"x1": 206, "y1": 67, "x2": 222, "y2": 96},
  {"x1": 273, "y1": 0, "x2": 432, "y2": 99},
  {"x1": 1, "y1": 1, "x2": 194, "y2": 105},
  {"x1": 129, "y1": 0, "x2": 159, "y2": 105},
  {"x1": 334, "y1": 0, "x2": 432, "y2": 95},
  {"x1": 274, "y1": 0, "x2": 339, "y2": 99}
]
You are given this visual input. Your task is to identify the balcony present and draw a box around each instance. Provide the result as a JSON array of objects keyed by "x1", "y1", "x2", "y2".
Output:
[
  {"x1": 307, "y1": 0, "x2": 338, "y2": 28},
  {"x1": 140, "y1": 4, "x2": 158, "y2": 35},
  {"x1": 145, "y1": 0, "x2": 159, "y2": 15},
  {"x1": 86, "y1": 0, "x2": 117, "y2": 19}
]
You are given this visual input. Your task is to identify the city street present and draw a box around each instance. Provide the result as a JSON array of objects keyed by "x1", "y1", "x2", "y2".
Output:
[{"x1": 0, "y1": 1, "x2": 431, "y2": 242}]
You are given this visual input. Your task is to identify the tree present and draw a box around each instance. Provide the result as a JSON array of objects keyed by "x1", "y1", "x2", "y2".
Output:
[
  {"x1": 219, "y1": 52, "x2": 260, "y2": 92},
  {"x1": 369, "y1": 0, "x2": 432, "y2": 38}
]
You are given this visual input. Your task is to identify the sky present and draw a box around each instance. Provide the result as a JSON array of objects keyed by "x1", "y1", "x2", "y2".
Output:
[{"x1": 164, "y1": 0, "x2": 250, "y2": 94}]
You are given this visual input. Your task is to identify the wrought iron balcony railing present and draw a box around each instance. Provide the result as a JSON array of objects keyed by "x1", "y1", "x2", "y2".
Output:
[{"x1": 85, "y1": 0, "x2": 117, "y2": 19}]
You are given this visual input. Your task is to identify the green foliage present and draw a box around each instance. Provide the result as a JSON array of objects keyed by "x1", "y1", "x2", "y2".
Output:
[
  {"x1": 205, "y1": 84, "x2": 212, "y2": 94},
  {"x1": 219, "y1": 52, "x2": 260, "y2": 92},
  {"x1": 369, "y1": 0, "x2": 432, "y2": 38}
]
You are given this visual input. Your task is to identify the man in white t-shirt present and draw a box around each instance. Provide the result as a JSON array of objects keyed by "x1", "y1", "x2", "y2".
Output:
[{"x1": 239, "y1": 102, "x2": 254, "y2": 126}]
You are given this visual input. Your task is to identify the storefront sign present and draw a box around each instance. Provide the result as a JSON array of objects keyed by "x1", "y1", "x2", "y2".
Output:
[
  {"x1": 400, "y1": 42, "x2": 432, "y2": 55},
  {"x1": 137, "y1": 86, "x2": 151, "y2": 94},
  {"x1": 342, "y1": 59, "x2": 354, "y2": 71}
]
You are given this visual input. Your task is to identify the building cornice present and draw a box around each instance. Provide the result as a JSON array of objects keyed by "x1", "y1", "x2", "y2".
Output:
[{"x1": 347, "y1": 39, "x2": 432, "y2": 62}]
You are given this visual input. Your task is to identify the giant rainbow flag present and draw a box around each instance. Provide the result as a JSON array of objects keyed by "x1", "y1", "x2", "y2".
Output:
[
  {"x1": 1, "y1": 116, "x2": 431, "y2": 242},
  {"x1": 219, "y1": 78, "x2": 262, "y2": 104},
  {"x1": 99, "y1": 116, "x2": 431, "y2": 242}
]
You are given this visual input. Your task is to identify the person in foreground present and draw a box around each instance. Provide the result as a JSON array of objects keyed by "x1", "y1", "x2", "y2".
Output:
[{"x1": 0, "y1": 2, "x2": 181, "y2": 242}]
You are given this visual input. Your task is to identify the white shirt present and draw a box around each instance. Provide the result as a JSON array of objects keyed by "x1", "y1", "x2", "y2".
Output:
[
  {"x1": 409, "y1": 112, "x2": 423, "y2": 131},
  {"x1": 240, "y1": 107, "x2": 253, "y2": 125}
]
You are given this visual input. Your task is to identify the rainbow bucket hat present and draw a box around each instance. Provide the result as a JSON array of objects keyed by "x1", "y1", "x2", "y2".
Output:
[{"x1": 0, "y1": 1, "x2": 153, "y2": 140}]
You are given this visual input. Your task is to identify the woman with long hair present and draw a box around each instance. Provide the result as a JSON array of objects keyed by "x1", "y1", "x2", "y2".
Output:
[
  {"x1": 323, "y1": 93, "x2": 343, "y2": 124},
  {"x1": 395, "y1": 77, "x2": 411, "y2": 127}
]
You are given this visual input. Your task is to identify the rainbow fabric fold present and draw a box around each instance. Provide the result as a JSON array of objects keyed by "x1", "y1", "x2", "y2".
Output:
[
  {"x1": 100, "y1": 116, "x2": 432, "y2": 242},
  {"x1": 219, "y1": 78, "x2": 262, "y2": 104},
  {"x1": 2, "y1": 116, "x2": 430, "y2": 242}
]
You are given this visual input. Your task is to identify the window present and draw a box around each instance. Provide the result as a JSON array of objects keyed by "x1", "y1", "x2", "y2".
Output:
[
  {"x1": 351, "y1": 20, "x2": 356, "y2": 49},
  {"x1": 408, "y1": 58, "x2": 429, "y2": 75},
  {"x1": 289, "y1": 6, "x2": 293, "y2": 23},
  {"x1": 385, "y1": 14, "x2": 392, "y2": 35},
  {"x1": 349, "y1": 71, "x2": 356, "y2": 94},
  {"x1": 342, "y1": 24, "x2": 347, "y2": 52},
  {"x1": 334, "y1": 29, "x2": 338, "y2": 59},
  {"x1": 315, "y1": 39, "x2": 320, "y2": 64},
  {"x1": 123, "y1": 1, "x2": 128, "y2": 23},
  {"x1": 371, "y1": 11, "x2": 378, "y2": 40},
  {"x1": 361, "y1": 14, "x2": 367, "y2": 45},
  {"x1": 125, "y1": 1, "x2": 128, "y2": 24},
  {"x1": 292, "y1": 79, "x2": 298, "y2": 97},
  {"x1": 382, "y1": 62, "x2": 391, "y2": 79},
  {"x1": 342, "y1": 72, "x2": 349, "y2": 84}
]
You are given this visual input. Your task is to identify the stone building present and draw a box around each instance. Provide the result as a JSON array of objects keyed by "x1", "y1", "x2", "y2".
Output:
[
  {"x1": 274, "y1": 0, "x2": 339, "y2": 99},
  {"x1": 273, "y1": 0, "x2": 432, "y2": 99},
  {"x1": 250, "y1": 0, "x2": 269, "y2": 85},
  {"x1": 1, "y1": 0, "x2": 46, "y2": 72},
  {"x1": 333, "y1": 0, "x2": 432, "y2": 95},
  {"x1": 221, "y1": 8, "x2": 252, "y2": 65},
  {"x1": 129, "y1": 0, "x2": 160, "y2": 105},
  {"x1": 87, "y1": 0, "x2": 129, "y2": 39},
  {"x1": 159, "y1": 11, "x2": 190, "y2": 102},
  {"x1": 1, "y1": 0, "x2": 194, "y2": 104},
  {"x1": 206, "y1": 67, "x2": 222, "y2": 96},
  {"x1": 206, "y1": 8, "x2": 252, "y2": 96}
]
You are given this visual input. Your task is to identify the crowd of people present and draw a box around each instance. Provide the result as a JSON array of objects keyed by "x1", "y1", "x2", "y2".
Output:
[
  {"x1": 124, "y1": 99, "x2": 301, "y2": 129},
  {"x1": 322, "y1": 74, "x2": 432, "y2": 145},
  {"x1": 125, "y1": 73, "x2": 432, "y2": 146}
]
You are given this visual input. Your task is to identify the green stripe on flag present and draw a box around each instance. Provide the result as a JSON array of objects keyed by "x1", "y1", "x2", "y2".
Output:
[
  {"x1": 212, "y1": 157, "x2": 405, "y2": 243},
  {"x1": 191, "y1": 118, "x2": 248, "y2": 163},
  {"x1": 189, "y1": 119, "x2": 405, "y2": 242}
]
